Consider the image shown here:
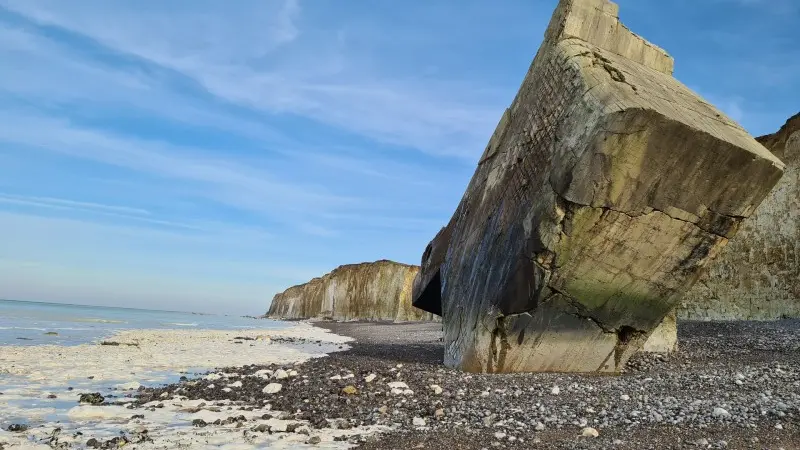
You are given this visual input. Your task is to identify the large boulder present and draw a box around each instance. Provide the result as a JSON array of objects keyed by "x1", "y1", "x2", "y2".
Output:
[
  {"x1": 267, "y1": 260, "x2": 437, "y2": 322},
  {"x1": 679, "y1": 113, "x2": 800, "y2": 320},
  {"x1": 412, "y1": 0, "x2": 785, "y2": 373}
]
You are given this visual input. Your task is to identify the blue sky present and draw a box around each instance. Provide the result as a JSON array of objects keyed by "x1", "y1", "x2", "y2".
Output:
[{"x1": 0, "y1": 0, "x2": 797, "y2": 315}]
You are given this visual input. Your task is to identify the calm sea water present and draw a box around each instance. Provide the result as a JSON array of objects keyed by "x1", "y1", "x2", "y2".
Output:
[{"x1": 0, "y1": 299, "x2": 288, "y2": 346}]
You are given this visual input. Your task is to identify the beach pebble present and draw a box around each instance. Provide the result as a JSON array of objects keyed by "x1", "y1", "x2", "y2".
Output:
[
  {"x1": 274, "y1": 369, "x2": 289, "y2": 380},
  {"x1": 6, "y1": 423, "x2": 29, "y2": 432},
  {"x1": 388, "y1": 381, "x2": 409, "y2": 390},
  {"x1": 365, "y1": 373, "x2": 377, "y2": 383},
  {"x1": 204, "y1": 373, "x2": 222, "y2": 381},
  {"x1": 551, "y1": 386, "x2": 560, "y2": 395},
  {"x1": 712, "y1": 407, "x2": 731, "y2": 418},
  {"x1": 228, "y1": 381, "x2": 243, "y2": 388},
  {"x1": 534, "y1": 422, "x2": 546, "y2": 431},
  {"x1": 78, "y1": 393, "x2": 105, "y2": 405},
  {"x1": 262, "y1": 383, "x2": 283, "y2": 394},
  {"x1": 330, "y1": 375, "x2": 342, "y2": 380},
  {"x1": 307, "y1": 436, "x2": 321, "y2": 445},
  {"x1": 341, "y1": 385, "x2": 359, "y2": 395},
  {"x1": 430, "y1": 384, "x2": 443, "y2": 395},
  {"x1": 413, "y1": 417, "x2": 426, "y2": 427},
  {"x1": 581, "y1": 427, "x2": 599, "y2": 438}
]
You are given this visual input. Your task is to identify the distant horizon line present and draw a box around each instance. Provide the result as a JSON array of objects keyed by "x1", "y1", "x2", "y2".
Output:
[{"x1": 0, "y1": 297, "x2": 218, "y2": 316}]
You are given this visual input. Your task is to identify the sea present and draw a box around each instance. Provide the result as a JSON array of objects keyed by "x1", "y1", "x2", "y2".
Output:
[
  {"x1": 0, "y1": 299, "x2": 296, "y2": 441},
  {"x1": 0, "y1": 298, "x2": 289, "y2": 346}
]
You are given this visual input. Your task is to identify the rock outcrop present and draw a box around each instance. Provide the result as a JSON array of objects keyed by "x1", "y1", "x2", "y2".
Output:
[
  {"x1": 412, "y1": 0, "x2": 785, "y2": 373},
  {"x1": 267, "y1": 260, "x2": 437, "y2": 322},
  {"x1": 679, "y1": 113, "x2": 800, "y2": 320}
]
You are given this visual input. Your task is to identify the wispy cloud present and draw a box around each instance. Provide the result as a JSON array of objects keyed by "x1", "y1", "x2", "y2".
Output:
[
  {"x1": 0, "y1": 111, "x2": 358, "y2": 218},
  {"x1": 0, "y1": 0, "x2": 504, "y2": 160},
  {"x1": 0, "y1": 192, "x2": 150, "y2": 216}
]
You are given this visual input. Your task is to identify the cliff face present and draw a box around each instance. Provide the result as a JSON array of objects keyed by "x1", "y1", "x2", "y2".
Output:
[
  {"x1": 267, "y1": 260, "x2": 437, "y2": 322},
  {"x1": 680, "y1": 113, "x2": 800, "y2": 320}
]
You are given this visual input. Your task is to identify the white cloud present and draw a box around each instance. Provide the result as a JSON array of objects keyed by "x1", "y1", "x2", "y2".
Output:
[
  {"x1": 0, "y1": 192, "x2": 151, "y2": 216},
  {"x1": 0, "y1": 111, "x2": 358, "y2": 219},
  {"x1": 0, "y1": 0, "x2": 504, "y2": 159}
]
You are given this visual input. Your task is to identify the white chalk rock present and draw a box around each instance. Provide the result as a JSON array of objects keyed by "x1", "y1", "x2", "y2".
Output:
[
  {"x1": 712, "y1": 407, "x2": 731, "y2": 418},
  {"x1": 581, "y1": 427, "x2": 599, "y2": 438},
  {"x1": 263, "y1": 383, "x2": 283, "y2": 394}
]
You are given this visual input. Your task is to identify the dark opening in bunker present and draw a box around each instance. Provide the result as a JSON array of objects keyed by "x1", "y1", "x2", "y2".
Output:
[{"x1": 412, "y1": 269, "x2": 442, "y2": 316}]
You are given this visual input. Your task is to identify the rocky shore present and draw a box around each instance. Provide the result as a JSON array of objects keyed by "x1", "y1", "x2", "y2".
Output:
[
  {"x1": 0, "y1": 323, "x2": 354, "y2": 449},
  {"x1": 133, "y1": 320, "x2": 799, "y2": 450}
]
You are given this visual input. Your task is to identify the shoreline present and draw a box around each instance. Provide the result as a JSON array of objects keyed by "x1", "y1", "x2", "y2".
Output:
[
  {"x1": 2, "y1": 319, "x2": 799, "y2": 449},
  {"x1": 0, "y1": 322, "x2": 356, "y2": 449}
]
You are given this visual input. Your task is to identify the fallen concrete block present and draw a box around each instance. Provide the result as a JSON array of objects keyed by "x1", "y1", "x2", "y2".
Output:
[{"x1": 412, "y1": 0, "x2": 784, "y2": 373}]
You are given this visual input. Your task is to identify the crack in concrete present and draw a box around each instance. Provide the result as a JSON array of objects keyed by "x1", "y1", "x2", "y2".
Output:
[{"x1": 547, "y1": 178, "x2": 733, "y2": 239}]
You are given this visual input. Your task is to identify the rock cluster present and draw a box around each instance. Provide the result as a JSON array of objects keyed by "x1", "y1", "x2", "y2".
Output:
[
  {"x1": 411, "y1": 0, "x2": 785, "y2": 373},
  {"x1": 267, "y1": 260, "x2": 437, "y2": 322}
]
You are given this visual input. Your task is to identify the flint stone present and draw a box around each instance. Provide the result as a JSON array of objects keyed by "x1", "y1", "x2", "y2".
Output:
[{"x1": 411, "y1": 0, "x2": 784, "y2": 373}]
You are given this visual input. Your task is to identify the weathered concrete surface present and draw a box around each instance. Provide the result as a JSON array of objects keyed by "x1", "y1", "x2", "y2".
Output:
[
  {"x1": 412, "y1": 0, "x2": 785, "y2": 373},
  {"x1": 680, "y1": 113, "x2": 800, "y2": 320},
  {"x1": 267, "y1": 260, "x2": 437, "y2": 322},
  {"x1": 642, "y1": 311, "x2": 678, "y2": 354}
]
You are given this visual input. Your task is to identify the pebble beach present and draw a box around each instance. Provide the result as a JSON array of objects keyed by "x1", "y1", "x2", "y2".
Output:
[{"x1": 3, "y1": 319, "x2": 799, "y2": 449}]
